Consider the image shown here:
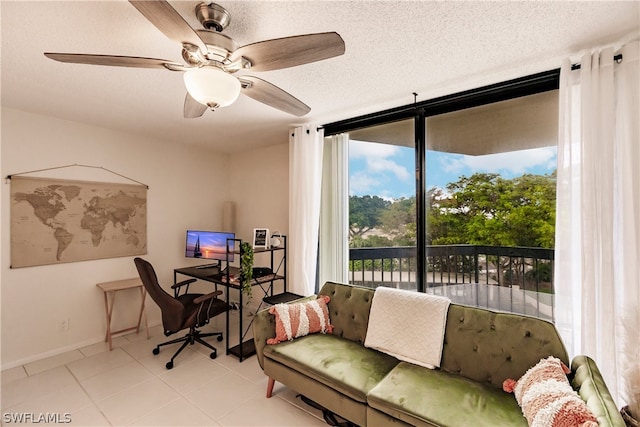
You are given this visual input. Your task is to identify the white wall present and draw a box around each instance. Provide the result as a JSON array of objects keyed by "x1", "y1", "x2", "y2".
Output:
[
  {"x1": 0, "y1": 108, "x2": 236, "y2": 369},
  {"x1": 228, "y1": 143, "x2": 290, "y2": 310},
  {"x1": 228, "y1": 143, "x2": 289, "y2": 245}
]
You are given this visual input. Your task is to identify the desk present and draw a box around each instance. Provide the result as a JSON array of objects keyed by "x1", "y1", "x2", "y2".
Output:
[
  {"x1": 96, "y1": 278, "x2": 149, "y2": 350},
  {"x1": 173, "y1": 265, "x2": 285, "y2": 361}
]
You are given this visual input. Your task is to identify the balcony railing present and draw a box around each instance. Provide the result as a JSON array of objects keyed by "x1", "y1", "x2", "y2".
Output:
[{"x1": 349, "y1": 245, "x2": 555, "y2": 322}]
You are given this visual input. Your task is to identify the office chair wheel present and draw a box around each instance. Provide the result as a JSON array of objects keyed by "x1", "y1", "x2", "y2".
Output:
[
  {"x1": 165, "y1": 361, "x2": 174, "y2": 369},
  {"x1": 217, "y1": 335, "x2": 223, "y2": 342},
  {"x1": 153, "y1": 347, "x2": 160, "y2": 355},
  {"x1": 210, "y1": 351, "x2": 217, "y2": 360}
]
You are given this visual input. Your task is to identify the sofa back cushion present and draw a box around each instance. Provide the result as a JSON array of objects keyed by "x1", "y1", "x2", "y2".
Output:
[
  {"x1": 319, "y1": 282, "x2": 375, "y2": 344},
  {"x1": 441, "y1": 304, "x2": 569, "y2": 389},
  {"x1": 317, "y1": 282, "x2": 569, "y2": 390}
]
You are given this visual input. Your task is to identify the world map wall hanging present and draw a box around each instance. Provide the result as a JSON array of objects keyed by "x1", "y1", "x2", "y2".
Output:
[{"x1": 10, "y1": 176, "x2": 147, "y2": 268}]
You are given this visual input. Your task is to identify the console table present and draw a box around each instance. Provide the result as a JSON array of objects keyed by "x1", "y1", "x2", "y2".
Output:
[{"x1": 96, "y1": 277, "x2": 149, "y2": 350}]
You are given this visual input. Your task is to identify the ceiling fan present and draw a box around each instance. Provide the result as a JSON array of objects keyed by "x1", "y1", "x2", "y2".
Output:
[{"x1": 44, "y1": 0, "x2": 345, "y2": 118}]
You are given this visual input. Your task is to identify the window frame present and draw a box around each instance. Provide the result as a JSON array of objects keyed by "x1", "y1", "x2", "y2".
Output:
[{"x1": 322, "y1": 69, "x2": 560, "y2": 292}]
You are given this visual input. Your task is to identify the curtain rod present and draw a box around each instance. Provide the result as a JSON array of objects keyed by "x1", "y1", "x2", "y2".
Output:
[
  {"x1": 320, "y1": 54, "x2": 623, "y2": 135},
  {"x1": 571, "y1": 53, "x2": 623, "y2": 70}
]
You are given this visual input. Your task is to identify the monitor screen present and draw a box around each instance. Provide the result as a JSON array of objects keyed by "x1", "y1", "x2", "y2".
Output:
[{"x1": 185, "y1": 230, "x2": 235, "y2": 263}]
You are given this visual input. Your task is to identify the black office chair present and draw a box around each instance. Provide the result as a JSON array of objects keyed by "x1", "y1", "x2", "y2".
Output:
[{"x1": 134, "y1": 257, "x2": 228, "y2": 369}]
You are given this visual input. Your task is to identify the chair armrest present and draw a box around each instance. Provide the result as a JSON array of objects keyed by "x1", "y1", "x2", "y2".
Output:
[
  {"x1": 171, "y1": 278, "x2": 197, "y2": 296},
  {"x1": 172, "y1": 278, "x2": 197, "y2": 289},
  {"x1": 193, "y1": 290, "x2": 223, "y2": 305},
  {"x1": 571, "y1": 355, "x2": 626, "y2": 427}
]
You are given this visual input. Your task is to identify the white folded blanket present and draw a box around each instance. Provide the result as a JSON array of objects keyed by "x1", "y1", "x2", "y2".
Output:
[{"x1": 364, "y1": 286, "x2": 451, "y2": 369}]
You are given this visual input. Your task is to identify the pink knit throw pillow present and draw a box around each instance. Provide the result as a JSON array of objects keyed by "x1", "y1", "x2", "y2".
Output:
[
  {"x1": 503, "y1": 356, "x2": 598, "y2": 427},
  {"x1": 266, "y1": 295, "x2": 333, "y2": 345}
]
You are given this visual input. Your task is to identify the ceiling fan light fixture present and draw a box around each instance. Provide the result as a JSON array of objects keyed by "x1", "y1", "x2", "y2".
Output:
[{"x1": 183, "y1": 67, "x2": 240, "y2": 109}]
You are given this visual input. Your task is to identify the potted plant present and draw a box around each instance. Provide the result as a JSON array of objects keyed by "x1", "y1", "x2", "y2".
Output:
[{"x1": 240, "y1": 242, "x2": 254, "y2": 301}]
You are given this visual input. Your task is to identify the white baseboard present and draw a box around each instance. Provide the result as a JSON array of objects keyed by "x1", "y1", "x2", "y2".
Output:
[{"x1": 1, "y1": 321, "x2": 162, "y2": 372}]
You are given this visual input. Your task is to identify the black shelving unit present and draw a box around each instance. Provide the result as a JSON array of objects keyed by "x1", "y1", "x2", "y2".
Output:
[
  {"x1": 263, "y1": 292, "x2": 303, "y2": 305},
  {"x1": 222, "y1": 236, "x2": 288, "y2": 362},
  {"x1": 174, "y1": 235, "x2": 291, "y2": 362}
]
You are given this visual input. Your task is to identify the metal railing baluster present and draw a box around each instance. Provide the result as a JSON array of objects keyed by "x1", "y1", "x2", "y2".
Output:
[{"x1": 348, "y1": 245, "x2": 555, "y2": 321}]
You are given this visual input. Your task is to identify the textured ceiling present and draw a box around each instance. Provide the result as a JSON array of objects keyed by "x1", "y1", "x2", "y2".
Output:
[{"x1": 2, "y1": 1, "x2": 639, "y2": 153}]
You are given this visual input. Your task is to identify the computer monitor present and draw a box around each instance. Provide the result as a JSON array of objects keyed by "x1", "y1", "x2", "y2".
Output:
[{"x1": 185, "y1": 230, "x2": 235, "y2": 264}]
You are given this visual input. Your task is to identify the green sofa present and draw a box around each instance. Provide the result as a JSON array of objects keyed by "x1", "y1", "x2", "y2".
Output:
[{"x1": 252, "y1": 282, "x2": 624, "y2": 427}]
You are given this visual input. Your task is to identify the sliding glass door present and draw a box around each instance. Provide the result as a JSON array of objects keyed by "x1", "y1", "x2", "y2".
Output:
[
  {"x1": 423, "y1": 91, "x2": 558, "y2": 320},
  {"x1": 347, "y1": 119, "x2": 417, "y2": 289},
  {"x1": 322, "y1": 70, "x2": 560, "y2": 320}
]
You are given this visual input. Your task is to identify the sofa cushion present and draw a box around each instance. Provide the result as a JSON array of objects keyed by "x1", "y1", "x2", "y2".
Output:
[
  {"x1": 263, "y1": 333, "x2": 399, "y2": 403},
  {"x1": 319, "y1": 282, "x2": 375, "y2": 344},
  {"x1": 368, "y1": 362, "x2": 528, "y2": 427},
  {"x1": 267, "y1": 295, "x2": 333, "y2": 344},
  {"x1": 440, "y1": 304, "x2": 569, "y2": 389}
]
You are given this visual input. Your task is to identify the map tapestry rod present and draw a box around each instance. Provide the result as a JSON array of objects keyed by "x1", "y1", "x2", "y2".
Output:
[{"x1": 5, "y1": 163, "x2": 149, "y2": 189}]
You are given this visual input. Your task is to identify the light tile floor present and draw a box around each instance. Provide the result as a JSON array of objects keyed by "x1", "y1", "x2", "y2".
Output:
[{"x1": 1, "y1": 311, "x2": 325, "y2": 426}]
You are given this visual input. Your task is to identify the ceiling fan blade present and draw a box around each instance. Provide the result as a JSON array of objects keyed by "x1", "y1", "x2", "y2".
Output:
[
  {"x1": 44, "y1": 53, "x2": 186, "y2": 70},
  {"x1": 240, "y1": 76, "x2": 310, "y2": 117},
  {"x1": 232, "y1": 32, "x2": 345, "y2": 72},
  {"x1": 184, "y1": 92, "x2": 207, "y2": 118},
  {"x1": 129, "y1": 0, "x2": 207, "y2": 52}
]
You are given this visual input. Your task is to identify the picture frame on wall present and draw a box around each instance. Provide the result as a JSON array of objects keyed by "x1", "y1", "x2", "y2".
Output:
[{"x1": 253, "y1": 228, "x2": 269, "y2": 249}]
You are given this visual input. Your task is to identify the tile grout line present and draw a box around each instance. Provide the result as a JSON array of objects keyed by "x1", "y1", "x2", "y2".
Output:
[{"x1": 65, "y1": 362, "x2": 115, "y2": 427}]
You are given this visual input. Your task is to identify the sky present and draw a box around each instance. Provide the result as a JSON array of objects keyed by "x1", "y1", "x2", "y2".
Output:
[{"x1": 349, "y1": 140, "x2": 557, "y2": 200}]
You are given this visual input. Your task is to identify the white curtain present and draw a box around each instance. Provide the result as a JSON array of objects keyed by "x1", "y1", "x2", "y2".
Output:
[
  {"x1": 319, "y1": 133, "x2": 350, "y2": 285},
  {"x1": 289, "y1": 125, "x2": 325, "y2": 296},
  {"x1": 555, "y1": 40, "x2": 639, "y2": 405}
]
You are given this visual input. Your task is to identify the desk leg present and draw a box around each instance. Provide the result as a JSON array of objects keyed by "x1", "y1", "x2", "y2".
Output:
[
  {"x1": 225, "y1": 288, "x2": 230, "y2": 356},
  {"x1": 104, "y1": 291, "x2": 114, "y2": 351},
  {"x1": 136, "y1": 287, "x2": 149, "y2": 339},
  {"x1": 238, "y1": 287, "x2": 244, "y2": 361}
]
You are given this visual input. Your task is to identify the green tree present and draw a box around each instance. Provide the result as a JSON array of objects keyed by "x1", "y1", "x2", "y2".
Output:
[
  {"x1": 348, "y1": 172, "x2": 556, "y2": 284},
  {"x1": 380, "y1": 197, "x2": 416, "y2": 245},
  {"x1": 506, "y1": 173, "x2": 556, "y2": 248},
  {"x1": 349, "y1": 195, "x2": 390, "y2": 238},
  {"x1": 349, "y1": 172, "x2": 556, "y2": 250},
  {"x1": 427, "y1": 187, "x2": 467, "y2": 245},
  {"x1": 430, "y1": 172, "x2": 556, "y2": 248}
]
